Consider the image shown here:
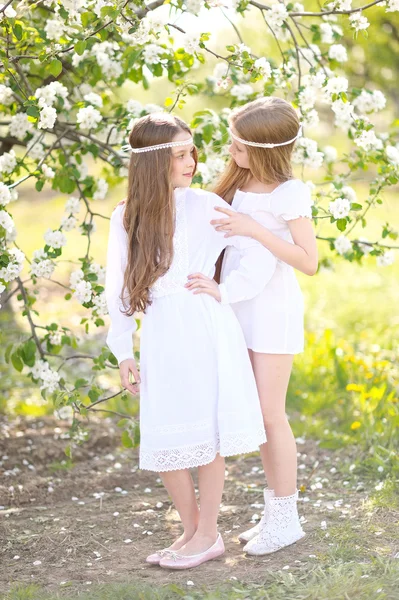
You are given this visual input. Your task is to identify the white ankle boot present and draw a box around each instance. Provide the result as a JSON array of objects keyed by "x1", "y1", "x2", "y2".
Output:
[
  {"x1": 244, "y1": 490, "x2": 305, "y2": 555},
  {"x1": 238, "y1": 488, "x2": 275, "y2": 544}
]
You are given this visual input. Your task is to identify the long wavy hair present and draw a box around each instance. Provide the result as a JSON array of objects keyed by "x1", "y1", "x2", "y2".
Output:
[
  {"x1": 121, "y1": 113, "x2": 197, "y2": 315},
  {"x1": 214, "y1": 97, "x2": 300, "y2": 204}
]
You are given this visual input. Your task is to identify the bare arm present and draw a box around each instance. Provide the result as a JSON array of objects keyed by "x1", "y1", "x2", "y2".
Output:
[{"x1": 211, "y1": 207, "x2": 318, "y2": 276}]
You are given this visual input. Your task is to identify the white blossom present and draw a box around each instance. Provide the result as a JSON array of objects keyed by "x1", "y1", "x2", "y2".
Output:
[
  {"x1": 45, "y1": 18, "x2": 65, "y2": 41},
  {"x1": 0, "y1": 183, "x2": 11, "y2": 206},
  {"x1": 299, "y1": 87, "x2": 316, "y2": 111},
  {"x1": 9, "y1": 113, "x2": 34, "y2": 140},
  {"x1": 358, "y1": 238, "x2": 372, "y2": 255},
  {"x1": 386, "y1": 0, "x2": 399, "y2": 12},
  {"x1": 230, "y1": 84, "x2": 254, "y2": 101},
  {"x1": 143, "y1": 103, "x2": 163, "y2": 114},
  {"x1": 386, "y1": 145, "x2": 399, "y2": 165},
  {"x1": 49, "y1": 330, "x2": 62, "y2": 345},
  {"x1": 38, "y1": 105, "x2": 57, "y2": 129},
  {"x1": 142, "y1": 43, "x2": 164, "y2": 65},
  {"x1": 320, "y1": 23, "x2": 334, "y2": 44},
  {"x1": 31, "y1": 258, "x2": 55, "y2": 279},
  {"x1": 0, "y1": 84, "x2": 14, "y2": 105},
  {"x1": 349, "y1": 12, "x2": 369, "y2": 31},
  {"x1": 353, "y1": 90, "x2": 386, "y2": 114},
  {"x1": 0, "y1": 210, "x2": 15, "y2": 233},
  {"x1": 341, "y1": 186, "x2": 357, "y2": 203},
  {"x1": 126, "y1": 99, "x2": 142, "y2": 115},
  {"x1": 328, "y1": 44, "x2": 347, "y2": 62},
  {"x1": 36, "y1": 81, "x2": 69, "y2": 108},
  {"x1": 331, "y1": 99, "x2": 354, "y2": 129},
  {"x1": 355, "y1": 130, "x2": 383, "y2": 152},
  {"x1": 323, "y1": 146, "x2": 338, "y2": 162},
  {"x1": 93, "y1": 178, "x2": 108, "y2": 201},
  {"x1": 376, "y1": 251, "x2": 394, "y2": 266},
  {"x1": 84, "y1": 92, "x2": 103, "y2": 107},
  {"x1": 254, "y1": 57, "x2": 272, "y2": 79},
  {"x1": 92, "y1": 292, "x2": 108, "y2": 315},
  {"x1": 0, "y1": 3, "x2": 17, "y2": 17},
  {"x1": 61, "y1": 215, "x2": 78, "y2": 231},
  {"x1": 42, "y1": 164, "x2": 55, "y2": 179},
  {"x1": 40, "y1": 365, "x2": 61, "y2": 393},
  {"x1": 268, "y1": 2, "x2": 288, "y2": 29},
  {"x1": 334, "y1": 0, "x2": 351, "y2": 8},
  {"x1": 325, "y1": 76, "x2": 348, "y2": 97},
  {"x1": 88, "y1": 262, "x2": 105, "y2": 282},
  {"x1": 302, "y1": 109, "x2": 319, "y2": 128},
  {"x1": 76, "y1": 106, "x2": 102, "y2": 129},
  {"x1": 185, "y1": 0, "x2": 202, "y2": 13},
  {"x1": 65, "y1": 197, "x2": 81, "y2": 215},
  {"x1": 0, "y1": 248, "x2": 25, "y2": 282},
  {"x1": 329, "y1": 197, "x2": 351, "y2": 219},
  {"x1": 334, "y1": 235, "x2": 352, "y2": 255},
  {"x1": 0, "y1": 149, "x2": 17, "y2": 174},
  {"x1": 70, "y1": 268, "x2": 84, "y2": 288},
  {"x1": 74, "y1": 279, "x2": 92, "y2": 303},
  {"x1": 292, "y1": 137, "x2": 324, "y2": 168},
  {"x1": 44, "y1": 228, "x2": 67, "y2": 248},
  {"x1": 182, "y1": 33, "x2": 201, "y2": 54}
]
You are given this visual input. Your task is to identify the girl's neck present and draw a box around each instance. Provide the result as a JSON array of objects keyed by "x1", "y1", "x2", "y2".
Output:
[{"x1": 241, "y1": 176, "x2": 288, "y2": 194}]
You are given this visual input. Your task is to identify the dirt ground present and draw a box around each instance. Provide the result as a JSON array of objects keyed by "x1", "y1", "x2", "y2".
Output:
[{"x1": 0, "y1": 416, "x2": 387, "y2": 594}]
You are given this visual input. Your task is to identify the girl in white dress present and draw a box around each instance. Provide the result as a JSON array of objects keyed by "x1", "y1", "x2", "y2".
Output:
[
  {"x1": 105, "y1": 113, "x2": 277, "y2": 569},
  {"x1": 192, "y1": 97, "x2": 318, "y2": 556}
]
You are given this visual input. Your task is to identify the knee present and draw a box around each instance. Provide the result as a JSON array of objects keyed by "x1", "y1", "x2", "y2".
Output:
[{"x1": 262, "y1": 412, "x2": 289, "y2": 430}]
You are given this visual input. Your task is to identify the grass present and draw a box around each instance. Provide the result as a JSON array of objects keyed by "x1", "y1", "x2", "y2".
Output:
[{"x1": 4, "y1": 557, "x2": 399, "y2": 600}]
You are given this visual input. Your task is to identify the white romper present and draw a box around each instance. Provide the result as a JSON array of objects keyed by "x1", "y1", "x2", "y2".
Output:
[
  {"x1": 105, "y1": 187, "x2": 277, "y2": 472},
  {"x1": 220, "y1": 179, "x2": 313, "y2": 354}
]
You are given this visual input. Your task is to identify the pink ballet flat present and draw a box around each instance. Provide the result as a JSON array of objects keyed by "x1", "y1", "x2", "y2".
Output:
[
  {"x1": 146, "y1": 549, "x2": 170, "y2": 565},
  {"x1": 159, "y1": 534, "x2": 225, "y2": 570}
]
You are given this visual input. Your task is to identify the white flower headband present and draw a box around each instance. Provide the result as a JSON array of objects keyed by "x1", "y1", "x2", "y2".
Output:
[
  {"x1": 229, "y1": 125, "x2": 302, "y2": 149},
  {"x1": 121, "y1": 137, "x2": 194, "y2": 154}
]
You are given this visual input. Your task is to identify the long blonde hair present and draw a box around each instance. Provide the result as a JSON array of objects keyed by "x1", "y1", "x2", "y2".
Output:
[
  {"x1": 214, "y1": 97, "x2": 300, "y2": 204},
  {"x1": 122, "y1": 113, "x2": 197, "y2": 315}
]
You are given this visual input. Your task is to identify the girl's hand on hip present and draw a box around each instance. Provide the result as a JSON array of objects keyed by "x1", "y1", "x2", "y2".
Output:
[
  {"x1": 185, "y1": 273, "x2": 221, "y2": 302},
  {"x1": 119, "y1": 358, "x2": 140, "y2": 395},
  {"x1": 211, "y1": 206, "x2": 257, "y2": 238}
]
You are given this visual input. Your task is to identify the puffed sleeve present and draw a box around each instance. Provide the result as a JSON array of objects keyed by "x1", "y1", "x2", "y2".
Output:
[
  {"x1": 272, "y1": 180, "x2": 313, "y2": 221},
  {"x1": 207, "y1": 192, "x2": 277, "y2": 305},
  {"x1": 105, "y1": 205, "x2": 137, "y2": 364}
]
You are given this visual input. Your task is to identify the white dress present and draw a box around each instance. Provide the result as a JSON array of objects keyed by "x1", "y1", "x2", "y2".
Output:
[
  {"x1": 221, "y1": 179, "x2": 313, "y2": 355},
  {"x1": 105, "y1": 187, "x2": 277, "y2": 472}
]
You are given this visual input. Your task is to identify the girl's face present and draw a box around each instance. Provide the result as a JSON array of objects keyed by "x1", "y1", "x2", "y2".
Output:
[
  {"x1": 171, "y1": 131, "x2": 196, "y2": 188},
  {"x1": 229, "y1": 126, "x2": 250, "y2": 169}
]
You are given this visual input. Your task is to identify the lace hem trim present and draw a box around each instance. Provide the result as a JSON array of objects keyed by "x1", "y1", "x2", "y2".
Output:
[{"x1": 139, "y1": 428, "x2": 266, "y2": 472}]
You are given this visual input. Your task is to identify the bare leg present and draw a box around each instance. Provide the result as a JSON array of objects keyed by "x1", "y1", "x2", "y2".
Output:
[
  {"x1": 159, "y1": 469, "x2": 199, "y2": 550},
  {"x1": 251, "y1": 353, "x2": 297, "y2": 497},
  {"x1": 177, "y1": 454, "x2": 225, "y2": 555}
]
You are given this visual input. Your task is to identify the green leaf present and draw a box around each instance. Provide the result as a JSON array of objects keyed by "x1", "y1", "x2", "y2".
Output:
[
  {"x1": 74, "y1": 40, "x2": 87, "y2": 56},
  {"x1": 35, "y1": 179, "x2": 44, "y2": 192},
  {"x1": 13, "y1": 24, "x2": 23, "y2": 40},
  {"x1": 11, "y1": 352, "x2": 24, "y2": 372},
  {"x1": 337, "y1": 218, "x2": 347, "y2": 232},
  {"x1": 88, "y1": 389, "x2": 100, "y2": 403},
  {"x1": 64, "y1": 293, "x2": 72, "y2": 300},
  {"x1": 48, "y1": 59, "x2": 63, "y2": 77},
  {"x1": 351, "y1": 203, "x2": 362, "y2": 211},
  {"x1": 121, "y1": 429, "x2": 133, "y2": 448},
  {"x1": 20, "y1": 340, "x2": 36, "y2": 367},
  {"x1": 5, "y1": 344, "x2": 13, "y2": 364},
  {"x1": 74, "y1": 378, "x2": 88, "y2": 389},
  {"x1": 27, "y1": 105, "x2": 40, "y2": 118},
  {"x1": 64, "y1": 445, "x2": 72, "y2": 458}
]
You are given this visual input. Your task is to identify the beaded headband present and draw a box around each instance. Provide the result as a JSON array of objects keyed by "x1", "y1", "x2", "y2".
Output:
[
  {"x1": 121, "y1": 137, "x2": 194, "y2": 154},
  {"x1": 229, "y1": 125, "x2": 302, "y2": 149}
]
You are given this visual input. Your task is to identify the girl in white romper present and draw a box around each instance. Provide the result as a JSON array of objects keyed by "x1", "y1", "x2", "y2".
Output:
[
  {"x1": 105, "y1": 113, "x2": 276, "y2": 569},
  {"x1": 190, "y1": 97, "x2": 318, "y2": 555}
]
